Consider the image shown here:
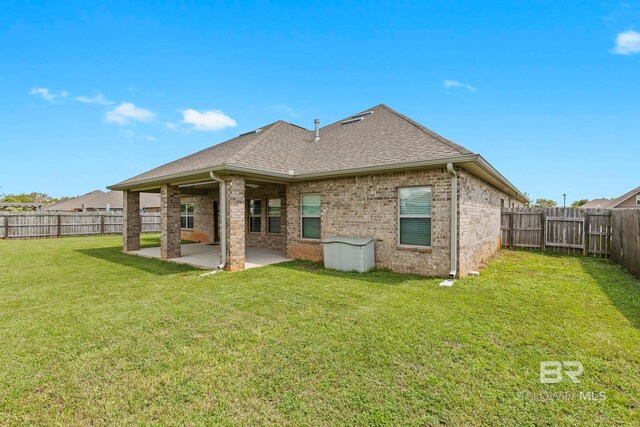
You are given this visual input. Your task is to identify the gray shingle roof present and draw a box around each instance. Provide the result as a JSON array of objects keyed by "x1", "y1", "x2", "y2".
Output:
[
  {"x1": 610, "y1": 185, "x2": 640, "y2": 207},
  {"x1": 44, "y1": 190, "x2": 160, "y2": 211},
  {"x1": 111, "y1": 104, "x2": 475, "y2": 188},
  {"x1": 582, "y1": 185, "x2": 640, "y2": 209}
]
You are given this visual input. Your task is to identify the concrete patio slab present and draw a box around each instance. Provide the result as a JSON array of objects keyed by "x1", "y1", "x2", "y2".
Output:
[{"x1": 128, "y1": 243, "x2": 290, "y2": 270}]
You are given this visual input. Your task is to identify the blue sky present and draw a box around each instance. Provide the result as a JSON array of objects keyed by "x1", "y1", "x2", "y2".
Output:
[{"x1": 1, "y1": 1, "x2": 638, "y2": 204}]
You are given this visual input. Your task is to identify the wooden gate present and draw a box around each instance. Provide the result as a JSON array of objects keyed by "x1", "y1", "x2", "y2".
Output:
[
  {"x1": 545, "y1": 216, "x2": 584, "y2": 249},
  {"x1": 501, "y1": 207, "x2": 612, "y2": 258}
]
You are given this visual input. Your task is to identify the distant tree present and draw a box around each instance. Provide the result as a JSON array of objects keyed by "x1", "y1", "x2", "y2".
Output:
[
  {"x1": 0, "y1": 192, "x2": 71, "y2": 211},
  {"x1": 0, "y1": 192, "x2": 59, "y2": 204},
  {"x1": 571, "y1": 199, "x2": 589, "y2": 208},
  {"x1": 532, "y1": 198, "x2": 557, "y2": 208},
  {"x1": 523, "y1": 192, "x2": 531, "y2": 207}
]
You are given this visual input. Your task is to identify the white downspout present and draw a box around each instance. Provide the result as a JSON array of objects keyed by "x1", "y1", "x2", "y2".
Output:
[
  {"x1": 209, "y1": 172, "x2": 226, "y2": 270},
  {"x1": 447, "y1": 163, "x2": 457, "y2": 278}
]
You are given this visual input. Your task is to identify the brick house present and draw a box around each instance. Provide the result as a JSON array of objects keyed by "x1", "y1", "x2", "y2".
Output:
[
  {"x1": 109, "y1": 104, "x2": 526, "y2": 277},
  {"x1": 581, "y1": 185, "x2": 640, "y2": 209}
]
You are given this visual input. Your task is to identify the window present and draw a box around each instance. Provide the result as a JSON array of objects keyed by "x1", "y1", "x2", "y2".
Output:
[
  {"x1": 301, "y1": 194, "x2": 321, "y2": 239},
  {"x1": 636, "y1": 195, "x2": 640, "y2": 206},
  {"x1": 249, "y1": 199, "x2": 262, "y2": 232},
  {"x1": 398, "y1": 186, "x2": 432, "y2": 247},
  {"x1": 268, "y1": 199, "x2": 282, "y2": 233},
  {"x1": 180, "y1": 203, "x2": 194, "y2": 229}
]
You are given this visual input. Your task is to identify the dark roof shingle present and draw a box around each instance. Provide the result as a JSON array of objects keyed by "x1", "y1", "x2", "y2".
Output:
[{"x1": 111, "y1": 104, "x2": 476, "y2": 187}]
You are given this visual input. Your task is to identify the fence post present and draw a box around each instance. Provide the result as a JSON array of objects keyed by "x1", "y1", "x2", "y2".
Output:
[
  {"x1": 541, "y1": 211, "x2": 546, "y2": 252},
  {"x1": 100, "y1": 214, "x2": 105, "y2": 235},
  {"x1": 509, "y1": 211, "x2": 514, "y2": 249},
  {"x1": 583, "y1": 212, "x2": 590, "y2": 257},
  {"x1": 57, "y1": 214, "x2": 62, "y2": 238}
]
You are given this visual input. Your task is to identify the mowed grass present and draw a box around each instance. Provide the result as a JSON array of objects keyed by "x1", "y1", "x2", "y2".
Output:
[{"x1": 0, "y1": 235, "x2": 638, "y2": 426}]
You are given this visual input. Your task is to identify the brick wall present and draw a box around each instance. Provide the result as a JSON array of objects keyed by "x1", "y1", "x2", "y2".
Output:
[
  {"x1": 286, "y1": 168, "x2": 453, "y2": 276},
  {"x1": 180, "y1": 193, "x2": 217, "y2": 243},
  {"x1": 245, "y1": 184, "x2": 287, "y2": 251},
  {"x1": 123, "y1": 190, "x2": 141, "y2": 251},
  {"x1": 457, "y1": 168, "x2": 520, "y2": 276},
  {"x1": 160, "y1": 184, "x2": 181, "y2": 259},
  {"x1": 225, "y1": 175, "x2": 245, "y2": 272}
]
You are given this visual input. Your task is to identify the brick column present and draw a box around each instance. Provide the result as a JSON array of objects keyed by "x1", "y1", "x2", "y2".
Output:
[
  {"x1": 225, "y1": 175, "x2": 245, "y2": 271},
  {"x1": 161, "y1": 184, "x2": 181, "y2": 259},
  {"x1": 123, "y1": 190, "x2": 141, "y2": 251}
]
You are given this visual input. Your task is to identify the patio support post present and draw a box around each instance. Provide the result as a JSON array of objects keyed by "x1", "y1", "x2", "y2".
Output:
[
  {"x1": 225, "y1": 175, "x2": 245, "y2": 271},
  {"x1": 160, "y1": 184, "x2": 181, "y2": 259},
  {"x1": 123, "y1": 190, "x2": 141, "y2": 251}
]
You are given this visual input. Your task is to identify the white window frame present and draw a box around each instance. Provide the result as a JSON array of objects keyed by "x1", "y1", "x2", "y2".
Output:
[
  {"x1": 180, "y1": 202, "x2": 194, "y2": 230},
  {"x1": 268, "y1": 198, "x2": 282, "y2": 234},
  {"x1": 397, "y1": 186, "x2": 432, "y2": 248},
  {"x1": 300, "y1": 193, "x2": 321, "y2": 240},
  {"x1": 248, "y1": 199, "x2": 262, "y2": 233},
  {"x1": 636, "y1": 195, "x2": 640, "y2": 205}
]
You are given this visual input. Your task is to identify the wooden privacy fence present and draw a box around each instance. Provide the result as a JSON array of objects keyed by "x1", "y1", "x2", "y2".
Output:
[
  {"x1": 501, "y1": 207, "x2": 612, "y2": 258},
  {"x1": 0, "y1": 212, "x2": 161, "y2": 239},
  {"x1": 611, "y1": 209, "x2": 640, "y2": 278}
]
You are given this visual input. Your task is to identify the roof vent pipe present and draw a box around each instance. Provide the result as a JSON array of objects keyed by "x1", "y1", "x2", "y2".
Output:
[{"x1": 314, "y1": 119, "x2": 320, "y2": 141}]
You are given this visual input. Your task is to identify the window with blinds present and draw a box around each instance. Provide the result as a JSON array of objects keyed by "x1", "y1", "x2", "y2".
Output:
[
  {"x1": 398, "y1": 186, "x2": 432, "y2": 247},
  {"x1": 180, "y1": 203, "x2": 195, "y2": 230},
  {"x1": 301, "y1": 194, "x2": 321, "y2": 239},
  {"x1": 248, "y1": 199, "x2": 262, "y2": 232},
  {"x1": 268, "y1": 199, "x2": 281, "y2": 233}
]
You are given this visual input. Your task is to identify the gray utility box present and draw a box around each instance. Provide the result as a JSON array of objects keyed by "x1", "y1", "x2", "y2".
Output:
[{"x1": 321, "y1": 236, "x2": 375, "y2": 273}]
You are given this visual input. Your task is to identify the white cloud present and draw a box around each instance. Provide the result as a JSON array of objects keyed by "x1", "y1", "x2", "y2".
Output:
[
  {"x1": 611, "y1": 30, "x2": 640, "y2": 55},
  {"x1": 29, "y1": 87, "x2": 69, "y2": 103},
  {"x1": 75, "y1": 93, "x2": 113, "y2": 105},
  {"x1": 444, "y1": 80, "x2": 476, "y2": 91},
  {"x1": 145, "y1": 135, "x2": 157, "y2": 142},
  {"x1": 105, "y1": 102, "x2": 156, "y2": 125},
  {"x1": 180, "y1": 109, "x2": 237, "y2": 132}
]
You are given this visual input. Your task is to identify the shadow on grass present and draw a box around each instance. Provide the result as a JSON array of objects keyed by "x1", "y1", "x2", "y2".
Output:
[
  {"x1": 76, "y1": 246, "x2": 199, "y2": 276},
  {"x1": 579, "y1": 257, "x2": 640, "y2": 329},
  {"x1": 138, "y1": 235, "x2": 197, "y2": 248},
  {"x1": 269, "y1": 260, "x2": 433, "y2": 286}
]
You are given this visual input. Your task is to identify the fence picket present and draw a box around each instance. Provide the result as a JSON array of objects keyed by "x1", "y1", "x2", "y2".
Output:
[
  {"x1": 501, "y1": 207, "x2": 612, "y2": 258},
  {"x1": 0, "y1": 212, "x2": 160, "y2": 238}
]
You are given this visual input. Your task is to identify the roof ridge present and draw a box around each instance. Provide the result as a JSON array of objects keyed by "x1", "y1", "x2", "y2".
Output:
[
  {"x1": 315, "y1": 104, "x2": 383, "y2": 130},
  {"x1": 235, "y1": 121, "x2": 313, "y2": 172},
  {"x1": 377, "y1": 104, "x2": 473, "y2": 155},
  {"x1": 225, "y1": 120, "x2": 285, "y2": 165}
]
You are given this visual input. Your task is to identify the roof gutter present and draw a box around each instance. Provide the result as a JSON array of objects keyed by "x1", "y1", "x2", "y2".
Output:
[
  {"x1": 209, "y1": 172, "x2": 226, "y2": 270},
  {"x1": 473, "y1": 156, "x2": 528, "y2": 203},
  {"x1": 446, "y1": 163, "x2": 458, "y2": 278},
  {"x1": 108, "y1": 155, "x2": 527, "y2": 204},
  {"x1": 108, "y1": 164, "x2": 294, "y2": 191}
]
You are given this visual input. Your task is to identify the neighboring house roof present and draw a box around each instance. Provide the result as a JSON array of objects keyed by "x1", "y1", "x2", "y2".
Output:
[
  {"x1": 109, "y1": 104, "x2": 527, "y2": 202},
  {"x1": 581, "y1": 198, "x2": 613, "y2": 209},
  {"x1": 44, "y1": 190, "x2": 160, "y2": 211},
  {"x1": 582, "y1": 185, "x2": 640, "y2": 209}
]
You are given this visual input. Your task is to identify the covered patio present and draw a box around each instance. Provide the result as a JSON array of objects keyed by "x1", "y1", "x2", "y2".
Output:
[
  {"x1": 128, "y1": 243, "x2": 290, "y2": 270},
  {"x1": 118, "y1": 171, "x2": 288, "y2": 272}
]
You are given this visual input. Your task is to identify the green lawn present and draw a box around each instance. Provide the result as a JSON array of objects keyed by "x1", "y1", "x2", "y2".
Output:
[{"x1": 0, "y1": 235, "x2": 638, "y2": 425}]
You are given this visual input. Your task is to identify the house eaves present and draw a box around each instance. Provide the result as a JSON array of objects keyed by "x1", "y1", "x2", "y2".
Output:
[{"x1": 108, "y1": 154, "x2": 527, "y2": 203}]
